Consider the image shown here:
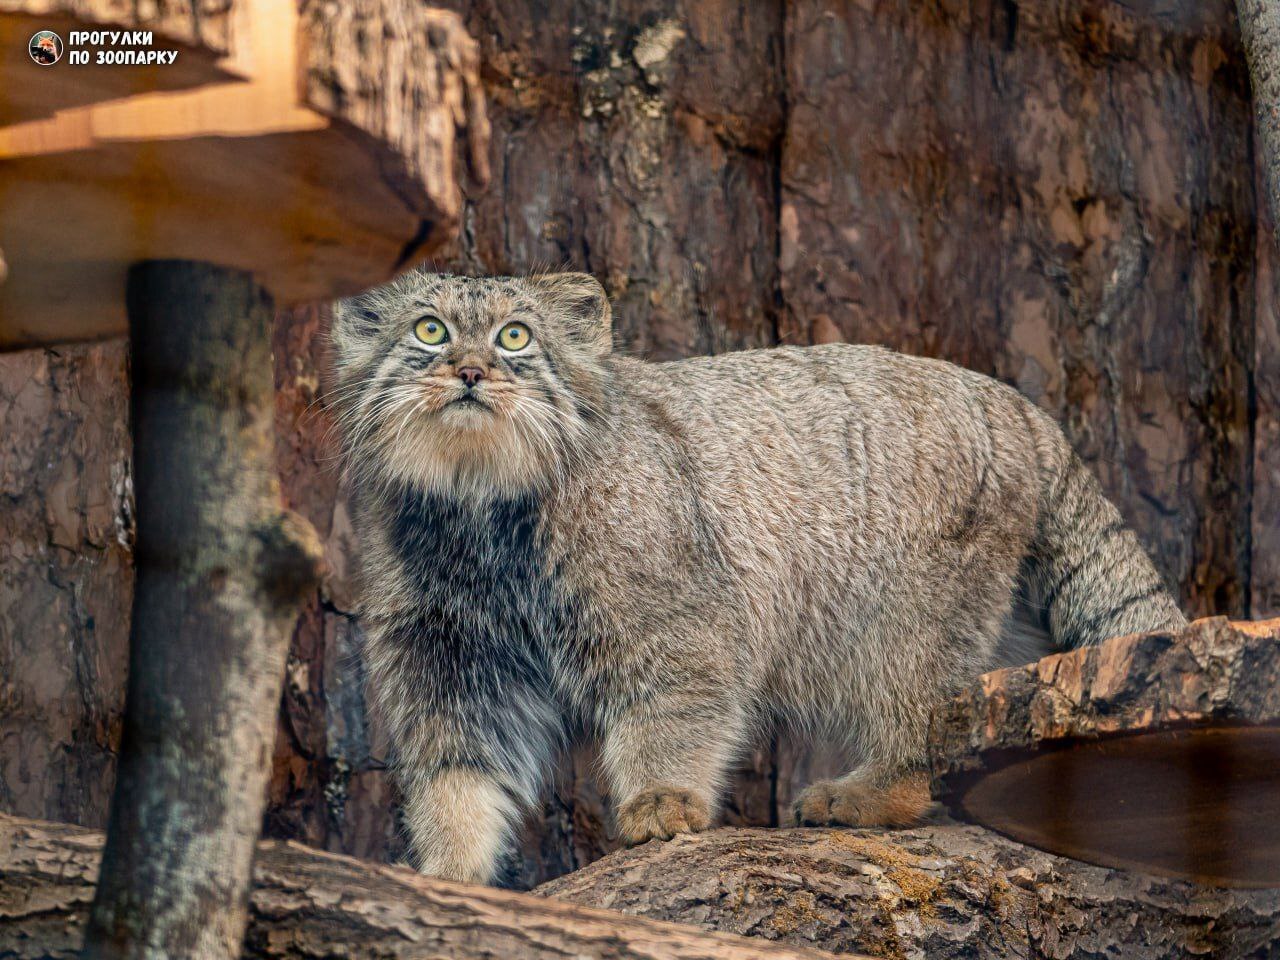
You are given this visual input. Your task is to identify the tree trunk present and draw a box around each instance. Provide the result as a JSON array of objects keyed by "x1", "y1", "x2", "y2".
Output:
[
  {"x1": 1, "y1": 813, "x2": 845, "y2": 960},
  {"x1": 81, "y1": 262, "x2": 323, "y2": 960},
  {"x1": 539, "y1": 824, "x2": 1280, "y2": 960}
]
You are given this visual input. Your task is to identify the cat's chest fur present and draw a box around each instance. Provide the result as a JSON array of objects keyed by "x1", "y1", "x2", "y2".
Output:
[
  {"x1": 389, "y1": 487, "x2": 562, "y2": 625},
  {"x1": 385, "y1": 487, "x2": 571, "y2": 686}
]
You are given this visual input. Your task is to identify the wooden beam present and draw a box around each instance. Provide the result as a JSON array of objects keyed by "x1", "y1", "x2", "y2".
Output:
[{"x1": 0, "y1": 0, "x2": 489, "y2": 349}]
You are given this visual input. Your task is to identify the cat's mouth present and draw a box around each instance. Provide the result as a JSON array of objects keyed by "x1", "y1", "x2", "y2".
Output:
[{"x1": 444, "y1": 392, "x2": 492, "y2": 412}]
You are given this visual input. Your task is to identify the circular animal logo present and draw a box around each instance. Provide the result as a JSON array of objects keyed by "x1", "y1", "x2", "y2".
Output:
[{"x1": 29, "y1": 30, "x2": 63, "y2": 65}]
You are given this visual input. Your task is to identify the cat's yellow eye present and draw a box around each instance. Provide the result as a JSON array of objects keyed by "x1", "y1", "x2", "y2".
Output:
[
  {"x1": 497, "y1": 322, "x2": 532, "y2": 351},
  {"x1": 414, "y1": 317, "x2": 448, "y2": 346}
]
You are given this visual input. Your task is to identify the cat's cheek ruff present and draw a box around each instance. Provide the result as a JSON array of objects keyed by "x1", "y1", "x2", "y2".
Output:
[{"x1": 369, "y1": 410, "x2": 571, "y2": 501}]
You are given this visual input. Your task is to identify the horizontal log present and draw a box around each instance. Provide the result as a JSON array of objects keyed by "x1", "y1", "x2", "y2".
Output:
[
  {"x1": 0, "y1": 813, "x2": 847, "y2": 960},
  {"x1": 538, "y1": 823, "x2": 1280, "y2": 959}
]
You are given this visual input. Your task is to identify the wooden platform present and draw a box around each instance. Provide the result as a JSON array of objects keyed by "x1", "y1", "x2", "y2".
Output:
[{"x1": 0, "y1": 0, "x2": 489, "y2": 349}]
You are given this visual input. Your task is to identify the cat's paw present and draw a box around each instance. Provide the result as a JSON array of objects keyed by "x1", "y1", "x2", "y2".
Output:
[
  {"x1": 792, "y1": 772, "x2": 933, "y2": 828},
  {"x1": 617, "y1": 785, "x2": 711, "y2": 844}
]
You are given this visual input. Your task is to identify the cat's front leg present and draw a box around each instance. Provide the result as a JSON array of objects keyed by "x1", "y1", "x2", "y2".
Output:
[
  {"x1": 368, "y1": 620, "x2": 559, "y2": 885},
  {"x1": 399, "y1": 762, "x2": 520, "y2": 883},
  {"x1": 392, "y1": 698, "x2": 559, "y2": 883},
  {"x1": 598, "y1": 685, "x2": 747, "y2": 845}
]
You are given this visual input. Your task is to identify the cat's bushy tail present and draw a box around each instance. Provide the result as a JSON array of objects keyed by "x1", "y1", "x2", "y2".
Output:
[{"x1": 1019, "y1": 403, "x2": 1188, "y2": 650}]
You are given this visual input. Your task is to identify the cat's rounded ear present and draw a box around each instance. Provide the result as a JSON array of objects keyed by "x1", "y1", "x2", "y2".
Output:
[
  {"x1": 332, "y1": 296, "x2": 382, "y2": 340},
  {"x1": 528, "y1": 273, "x2": 612, "y2": 354},
  {"x1": 330, "y1": 294, "x2": 385, "y2": 366}
]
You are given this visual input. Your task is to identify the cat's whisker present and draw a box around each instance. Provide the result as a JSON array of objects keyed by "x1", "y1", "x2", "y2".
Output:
[{"x1": 344, "y1": 386, "x2": 422, "y2": 444}]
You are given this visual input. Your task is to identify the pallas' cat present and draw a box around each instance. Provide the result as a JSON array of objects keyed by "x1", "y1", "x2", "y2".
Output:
[{"x1": 330, "y1": 270, "x2": 1185, "y2": 884}]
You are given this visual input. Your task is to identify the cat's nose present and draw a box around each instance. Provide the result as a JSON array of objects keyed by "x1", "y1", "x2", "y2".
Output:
[{"x1": 456, "y1": 366, "x2": 487, "y2": 388}]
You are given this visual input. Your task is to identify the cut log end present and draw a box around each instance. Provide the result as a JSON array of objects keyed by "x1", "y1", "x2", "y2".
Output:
[{"x1": 928, "y1": 616, "x2": 1280, "y2": 887}]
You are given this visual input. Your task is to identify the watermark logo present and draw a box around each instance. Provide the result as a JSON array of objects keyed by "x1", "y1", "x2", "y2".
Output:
[{"x1": 28, "y1": 30, "x2": 63, "y2": 66}]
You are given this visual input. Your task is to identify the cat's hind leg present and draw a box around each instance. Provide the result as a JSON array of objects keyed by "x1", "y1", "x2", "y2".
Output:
[{"x1": 792, "y1": 767, "x2": 934, "y2": 828}]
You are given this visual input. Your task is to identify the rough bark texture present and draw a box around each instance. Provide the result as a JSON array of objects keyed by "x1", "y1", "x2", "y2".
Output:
[
  {"x1": 0, "y1": 813, "x2": 848, "y2": 960},
  {"x1": 434, "y1": 0, "x2": 787, "y2": 361},
  {"x1": 0, "y1": 0, "x2": 1275, "y2": 893},
  {"x1": 0, "y1": 343, "x2": 132, "y2": 827},
  {"x1": 930, "y1": 617, "x2": 1280, "y2": 782},
  {"x1": 1256, "y1": 172, "x2": 1280, "y2": 623},
  {"x1": 539, "y1": 824, "x2": 1280, "y2": 960},
  {"x1": 81, "y1": 263, "x2": 324, "y2": 960},
  {"x1": 780, "y1": 0, "x2": 1256, "y2": 621},
  {"x1": 301, "y1": 0, "x2": 491, "y2": 209}
]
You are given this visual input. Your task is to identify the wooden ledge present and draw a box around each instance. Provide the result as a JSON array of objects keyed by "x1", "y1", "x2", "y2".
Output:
[{"x1": 0, "y1": 0, "x2": 489, "y2": 349}]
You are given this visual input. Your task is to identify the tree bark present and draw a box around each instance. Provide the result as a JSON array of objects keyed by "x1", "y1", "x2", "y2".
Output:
[
  {"x1": 81, "y1": 262, "x2": 323, "y2": 960},
  {"x1": 539, "y1": 824, "x2": 1280, "y2": 960},
  {"x1": 301, "y1": 0, "x2": 491, "y2": 201},
  {"x1": 1, "y1": 813, "x2": 846, "y2": 960},
  {"x1": 1241, "y1": 0, "x2": 1280, "y2": 231}
]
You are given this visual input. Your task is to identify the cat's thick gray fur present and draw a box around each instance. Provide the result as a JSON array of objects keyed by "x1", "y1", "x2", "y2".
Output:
[{"x1": 330, "y1": 270, "x2": 1186, "y2": 884}]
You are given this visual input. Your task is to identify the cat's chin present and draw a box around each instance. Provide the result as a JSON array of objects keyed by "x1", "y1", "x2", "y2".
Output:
[
  {"x1": 375, "y1": 423, "x2": 556, "y2": 501},
  {"x1": 438, "y1": 399, "x2": 494, "y2": 430}
]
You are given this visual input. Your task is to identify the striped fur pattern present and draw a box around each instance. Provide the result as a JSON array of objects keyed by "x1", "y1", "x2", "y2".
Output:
[{"x1": 330, "y1": 270, "x2": 1186, "y2": 884}]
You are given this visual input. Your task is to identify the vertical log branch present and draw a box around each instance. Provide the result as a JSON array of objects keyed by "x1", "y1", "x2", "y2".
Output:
[
  {"x1": 82, "y1": 261, "x2": 323, "y2": 960},
  {"x1": 1240, "y1": 0, "x2": 1280, "y2": 229}
]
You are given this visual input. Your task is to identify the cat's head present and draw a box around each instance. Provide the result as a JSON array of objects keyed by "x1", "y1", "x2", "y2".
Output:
[{"x1": 330, "y1": 270, "x2": 613, "y2": 498}]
